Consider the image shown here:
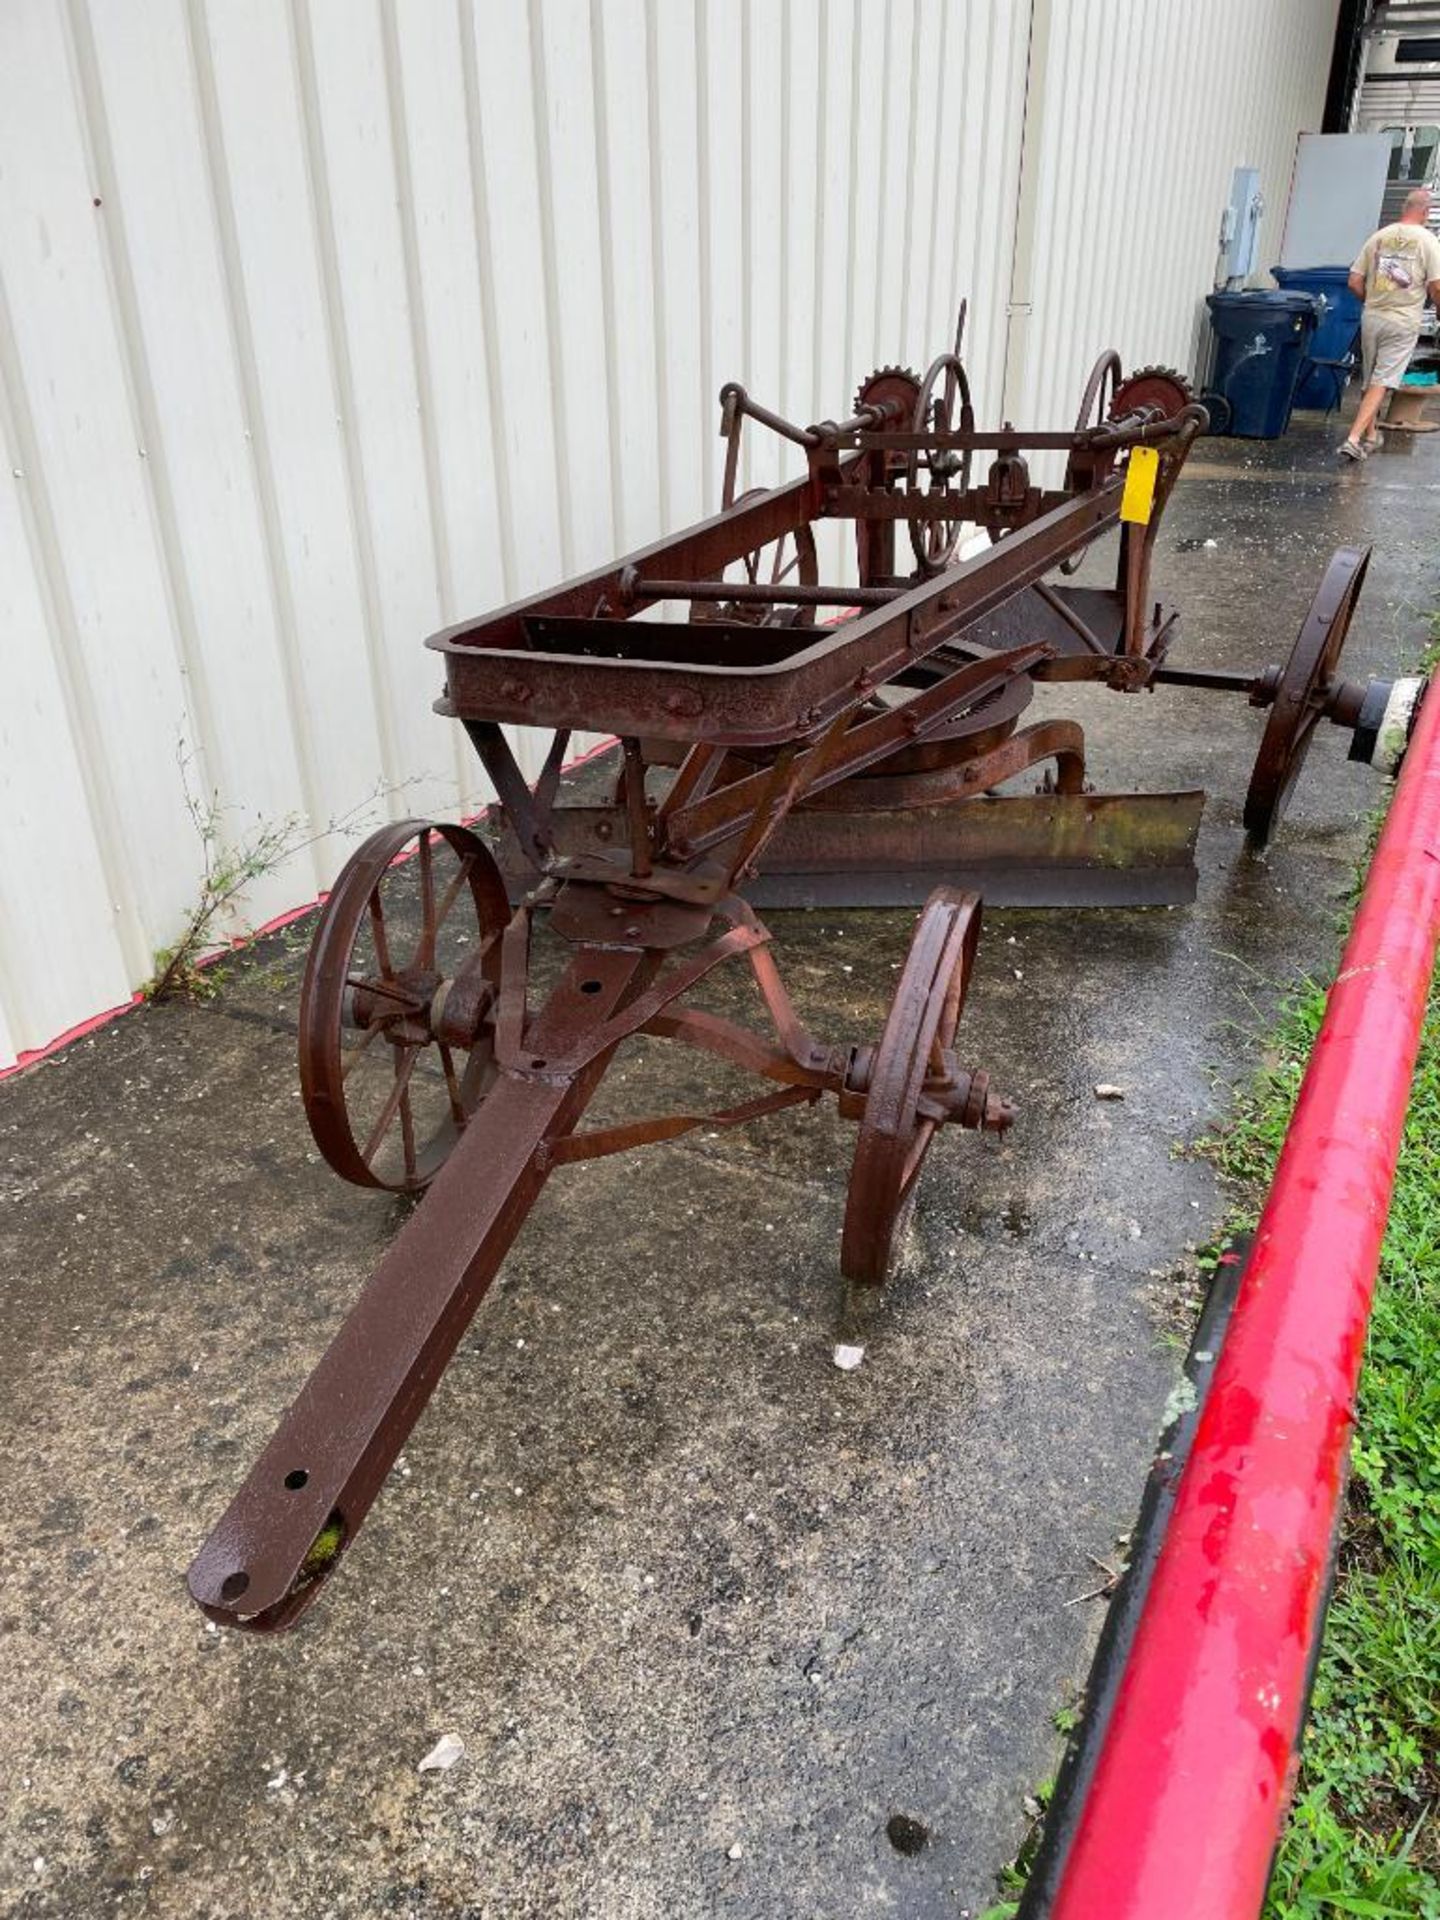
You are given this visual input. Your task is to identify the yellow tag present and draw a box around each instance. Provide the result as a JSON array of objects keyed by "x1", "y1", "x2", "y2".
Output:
[{"x1": 1120, "y1": 444, "x2": 1159, "y2": 525}]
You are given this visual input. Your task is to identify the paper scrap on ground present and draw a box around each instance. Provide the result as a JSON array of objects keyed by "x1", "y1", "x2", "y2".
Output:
[{"x1": 418, "y1": 1734, "x2": 465, "y2": 1773}]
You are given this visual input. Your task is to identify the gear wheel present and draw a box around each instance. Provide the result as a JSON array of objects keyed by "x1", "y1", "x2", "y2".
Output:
[
  {"x1": 1108, "y1": 365, "x2": 1192, "y2": 423},
  {"x1": 854, "y1": 364, "x2": 922, "y2": 423}
]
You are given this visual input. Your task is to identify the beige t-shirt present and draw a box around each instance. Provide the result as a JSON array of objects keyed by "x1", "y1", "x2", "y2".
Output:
[{"x1": 1352, "y1": 221, "x2": 1440, "y2": 323}]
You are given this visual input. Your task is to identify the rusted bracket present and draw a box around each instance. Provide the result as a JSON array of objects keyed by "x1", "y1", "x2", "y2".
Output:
[
  {"x1": 533, "y1": 912, "x2": 771, "y2": 1079},
  {"x1": 537, "y1": 1083, "x2": 820, "y2": 1169},
  {"x1": 464, "y1": 721, "x2": 570, "y2": 873},
  {"x1": 667, "y1": 642, "x2": 1051, "y2": 858}
]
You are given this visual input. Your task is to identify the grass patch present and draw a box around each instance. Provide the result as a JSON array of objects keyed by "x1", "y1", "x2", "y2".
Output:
[{"x1": 1215, "y1": 979, "x2": 1440, "y2": 1918}]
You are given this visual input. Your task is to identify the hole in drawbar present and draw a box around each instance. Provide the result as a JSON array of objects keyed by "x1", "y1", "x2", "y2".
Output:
[
  {"x1": 220, "y1": 1571, "x2": 250, "y2": 1603},
  {"x1": 284, "y1": 1469, "x2": 309, "y2": 1491}
]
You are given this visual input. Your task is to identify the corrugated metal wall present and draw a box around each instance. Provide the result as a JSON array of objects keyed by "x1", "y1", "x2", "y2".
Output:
[
  {"x1": 1007, "y1": 0, "x2": 1340, "y2": 437},
  {"x1": 0, "y1": 0, "x2": 1335, "y2": 1071}
]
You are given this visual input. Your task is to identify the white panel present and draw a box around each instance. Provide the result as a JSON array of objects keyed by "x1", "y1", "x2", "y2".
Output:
[
  {"x1": 200, "y1": 0, "x2": 390, "y2": 848},
  {"x1": 0, "y1": 413, "x2": 132, "y2": 1049},
  {"x1": 743, "y1": 0, "x2": 784, "y2": 491},
  {"x1": 532, "y1": 0, "x2": 616, "y2": 571},
  {"x1": 844, "y1": 1, "x2": 886, "y2": 405},
  {"x1": 814, "y1": 0, "x2": 858, "y2": 584},
  {"x1": 81, "y1": 0, "x2": 308, "y2": 924},
  {"x1": 654, "y1": 0, "x2": 708, "y2": 532},
  {"x1": 783, "y1": 0, "x2": 821, "y2": 423},
  {"x1": 1282, "y1": 132, "x2": 1393, "y2": 265},
  {"x1": 907, "y1": 0, "x2": 946, "y2": 359},
  {"x1": 302, "y1": 0, "x2": 452, "y2": 812},
  {"x1": 872, "y1": 0, "x2": 916, "y2": 360},
  {"x1": 463, "y1": 0, "x2": 565, "y2": 611},
  {"x1": 699, "y1": 0, "x2": 743, "y2": 518},
  {"x1": 592, "y1": 0, "x2": 661, "y2": 550},
  {"x1": 385, "y1": 0, "x2": 503, "y2": 810},
  {"x1": 0, "y1": 0, "x2": 197, "y2": 966}
]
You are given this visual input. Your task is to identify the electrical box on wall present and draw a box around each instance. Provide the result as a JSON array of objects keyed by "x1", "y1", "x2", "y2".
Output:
[{"x1": 1217, "y1": 165, "x2": 1264, "y2": 287}]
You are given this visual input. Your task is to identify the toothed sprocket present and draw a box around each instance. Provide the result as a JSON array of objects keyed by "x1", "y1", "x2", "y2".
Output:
[
  {"x1": 1108, "y1": 366, "x2": 1192, "y2": 423},
  {"x1": 854, "y1": 364, "x2": 923, "y2": 423}
]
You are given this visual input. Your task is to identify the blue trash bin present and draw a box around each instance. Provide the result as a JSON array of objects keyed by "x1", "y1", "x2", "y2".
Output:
[
  {"x1": 1203, "y1": 289, "x2": 1319, "y2": 438},
  {"x1": 1272, "y1": 265, "x2": 1363, "y2": 410}
]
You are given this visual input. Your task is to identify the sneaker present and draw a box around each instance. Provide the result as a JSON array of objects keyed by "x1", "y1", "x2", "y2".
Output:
[{"x1": 1338, "y1": 439, "x2": 1366, "y2": 462}]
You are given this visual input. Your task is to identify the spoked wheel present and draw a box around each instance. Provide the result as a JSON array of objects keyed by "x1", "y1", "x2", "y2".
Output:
[
  {"x1": 907, "y1": 352, "x2": 975, "y2": 574},
  {"x1": 1074, "y1": 349, "x2": 1123, "y2": 432},
  {"x1": 1062, "y1": 349, "x2": 1124, "y2": 520},
  {"x1": 840, "y1": 888, "x2": 983, "y2": 1297},
  {"x1": 695, "y1": 486, "x2": 819, "y2": 626},
  {"x1": 1244, "y1": 545, "x2": 1371, "y2": 845},
  {"x1": 299, "y1": 820, "x2": 511, "y2": 1192}
]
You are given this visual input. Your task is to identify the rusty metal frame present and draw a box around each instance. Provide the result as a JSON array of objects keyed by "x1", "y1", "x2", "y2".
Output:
[{"x1": 187, "y1": 316, "x2": 1384, "y2": 1635}]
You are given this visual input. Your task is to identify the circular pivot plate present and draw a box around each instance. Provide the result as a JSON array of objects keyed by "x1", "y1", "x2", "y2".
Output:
[
  {"x1": 840, "y1": 888, "x2": 982, "y2": 1287},
  {"x1": 856, "y1": 654, "x2": 1035, "y2": 776},
  {"x1": 1244, "y1": 545, "x2": 1372, "y2": 845},
  {"x1": 299, "y1": 820, "x2": 511, "y2": 1191},
  {"x1": 1109, "y1": 365, "x2": 1192, "y2": 422}
]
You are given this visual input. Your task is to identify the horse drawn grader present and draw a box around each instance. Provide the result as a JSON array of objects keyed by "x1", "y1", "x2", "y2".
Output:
[{"x1": 187, "y1": 312, "x2": 1411, "y2": 1631}]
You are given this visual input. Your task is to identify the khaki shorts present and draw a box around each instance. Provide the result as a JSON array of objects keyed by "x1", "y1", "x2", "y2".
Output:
[{"x1": 1361, "y1": 311, "x2": 1420, "y2": 389}]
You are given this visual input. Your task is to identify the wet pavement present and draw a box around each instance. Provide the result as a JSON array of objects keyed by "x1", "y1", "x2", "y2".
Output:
[{"x1": 3, "y1": 412, "x2": 1439, "y2": 1920}]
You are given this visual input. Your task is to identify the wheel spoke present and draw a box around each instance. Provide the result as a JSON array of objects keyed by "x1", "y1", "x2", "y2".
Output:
[
  {"x1": 437, "y1": 1042, "x2": 467, "y2": 1127},
  {"x1": 432, "y1": 854, "x2": 477, "y2": 940},
  {"x1": 340, "y1": 1021, "x2": 386, "y2": 1082},
  {"x1": 398, "y1": 1070, "x2": 417, "y2": 1183},
  {"x1": 900, "y1": 1118, "x2": 936, "y2": 1193},
  {"x1": 346, "y1": 973, "x2": 421, "y2": 1009},
  {"x1": 368, "y1": 889, "x2": 394, "y2": 978},
  {"x1": 361, "y1": 1045, "x2": 420, "y2": 1166},
  {"x1": 417, "y1": 830, "x2": 437, "y2": 965}
]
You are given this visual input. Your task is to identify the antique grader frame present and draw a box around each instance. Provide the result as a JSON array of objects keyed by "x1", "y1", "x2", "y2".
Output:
[{"x1": 188, "y1": 313, "x2": 1397, "y2": 1632}]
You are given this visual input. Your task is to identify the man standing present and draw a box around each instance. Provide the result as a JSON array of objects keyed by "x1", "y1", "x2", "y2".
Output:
[{"x1": 1340, "y1": 187, "x2": 1440, "y2": 460}]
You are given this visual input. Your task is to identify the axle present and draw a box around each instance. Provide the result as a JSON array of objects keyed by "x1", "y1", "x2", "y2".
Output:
[
  {"x1": 1152, "y1": 660, "x2": 1375, "y2": 732},
  {"x1": 618, "y1": 570, "x2": 900, "y2": 611}
]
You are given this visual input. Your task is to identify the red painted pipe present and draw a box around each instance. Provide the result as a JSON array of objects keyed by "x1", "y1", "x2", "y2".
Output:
[{"x1": 1050, "y1": 680, "x2": 1440, "y2": 1920}]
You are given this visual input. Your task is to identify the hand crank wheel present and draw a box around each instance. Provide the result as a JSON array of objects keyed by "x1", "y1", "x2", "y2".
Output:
[
  {"x1": 841, "y1": 888, "x2": 983, "y2": 1288},
  {"x1": 299, "y1": 819, "x2": 511, "y2": 1192},
  {"x1": 1061, "y1": 350, "x2": 1124, "y2": 522},
  {"x1": 907, "y1": 352, "x2": 975, "y2": 575},
  {"x1": 1244, "y1": 545, "x2": 1371, "y2": 845}
]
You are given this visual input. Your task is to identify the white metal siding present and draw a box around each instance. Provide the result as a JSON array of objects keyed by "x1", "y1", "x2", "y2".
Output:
[
  {"x1": 0, "y1": 0, "x2": 1333, "y2": 1069},
  {"x1": 1007, "y1": 0, "x2": 1340, "y2": 439}
]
